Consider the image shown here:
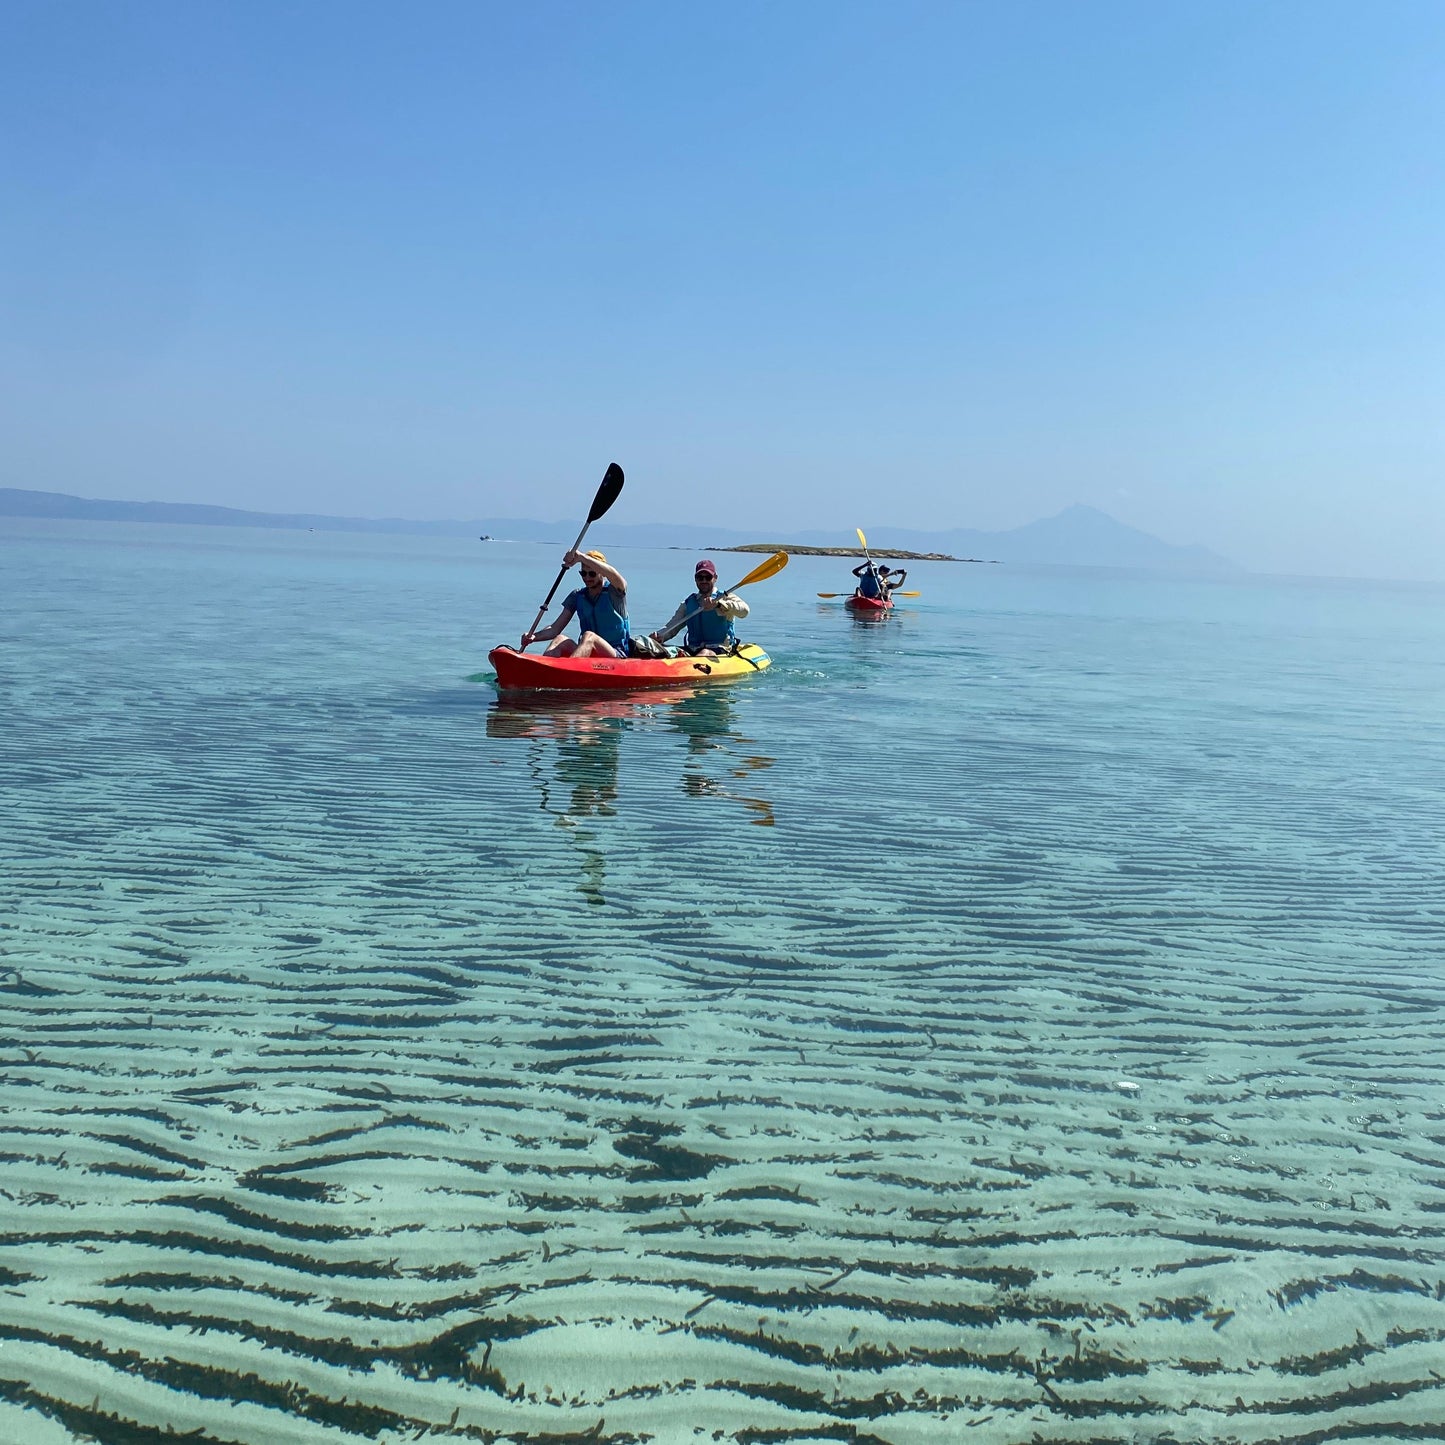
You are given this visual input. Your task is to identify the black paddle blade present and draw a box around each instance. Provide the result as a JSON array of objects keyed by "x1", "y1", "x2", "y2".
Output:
[{"x1": 587, "y1": 463, "x2": 625, "y2": 523}]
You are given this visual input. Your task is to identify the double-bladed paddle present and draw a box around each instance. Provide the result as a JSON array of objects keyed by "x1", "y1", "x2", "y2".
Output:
[
  {"x1": 520, "y1": 463, "x2": 624, "y2": 647},
  {"x1": 817, "y1": 590, "x2": 920, "y2": 598}
]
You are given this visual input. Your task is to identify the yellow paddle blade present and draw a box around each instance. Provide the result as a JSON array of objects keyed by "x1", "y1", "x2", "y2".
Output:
[
  {"x1": 895, "y1": 590, "x2": 921, "y2": 597},
  {"x1": 856, "y1": 527, "x2": 868, "y2": 551},
  {"x1": 733, "y1": 550, "x2": 789, "y2": 589},
  {"x1": 816, "y1": 592, "x2": 842, "y2": 598}
]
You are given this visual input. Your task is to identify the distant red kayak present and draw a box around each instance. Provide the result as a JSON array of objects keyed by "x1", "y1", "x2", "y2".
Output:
[{"x1": 845, "y1": 592, "x2": 892, "y2": 612}]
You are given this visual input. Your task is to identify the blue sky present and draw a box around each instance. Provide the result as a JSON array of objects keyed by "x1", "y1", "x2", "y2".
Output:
[{"x1": 2, "y1": 0, "x2": 1442, "y2": 579}]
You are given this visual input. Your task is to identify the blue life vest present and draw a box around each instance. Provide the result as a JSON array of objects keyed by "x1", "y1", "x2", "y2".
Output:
[
  {"x1": 684, "y1": 592, "x2": 736, "y2": 650},
  {"x1": 565, "y1": 583, "x2": 630, "y2": 651},
  {"x1": 857, "y1": 568, "x2": 883, "y2": 599}
]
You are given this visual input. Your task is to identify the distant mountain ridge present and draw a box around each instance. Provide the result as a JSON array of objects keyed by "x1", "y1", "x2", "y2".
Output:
[{"x1": 0, "y1": 487, "x2": 1238, "y2": 573}]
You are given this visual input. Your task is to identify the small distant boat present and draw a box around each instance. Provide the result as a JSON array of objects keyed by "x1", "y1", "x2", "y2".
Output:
[{"x1": 479, "y1": 534, "x2": 493, "y2": 541}]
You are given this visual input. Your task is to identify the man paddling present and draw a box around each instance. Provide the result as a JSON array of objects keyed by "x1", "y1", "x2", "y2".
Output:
[
  {"x1": 521, "y1": 549, "x2": 631, "y2": 658},
  {"x1": 651, "y1": 558, "x2": 749, "y2": 657}
]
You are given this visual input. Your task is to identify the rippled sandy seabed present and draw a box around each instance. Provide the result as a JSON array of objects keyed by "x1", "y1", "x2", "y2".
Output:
[{"x1": 2, "y1": 523, "x2": 1444, "y2": 1443}]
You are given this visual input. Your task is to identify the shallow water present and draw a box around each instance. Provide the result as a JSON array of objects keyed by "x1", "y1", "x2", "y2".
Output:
[{"x1": 2, "y1": 518, "x2": 1444, "y2": 1443}]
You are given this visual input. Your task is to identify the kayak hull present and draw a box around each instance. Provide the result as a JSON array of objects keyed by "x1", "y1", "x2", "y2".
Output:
[
  {"x1": 845, "y1": 593, "x2": 892, "y2": 612},
  {"x1": 489, "y1": 643, "x2": 771, "y2": 692}
]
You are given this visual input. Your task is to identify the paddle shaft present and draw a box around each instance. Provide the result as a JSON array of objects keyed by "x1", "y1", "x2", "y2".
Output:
[
  {"x1": 855, "y1": 526, "x2": 878, "y2": 584},
  {"x1": 522, "y1": 464, "x2": 624, "y2": 645},
  {"x1": 523, "y1": 518, "x2": 594, "y2": 643}
]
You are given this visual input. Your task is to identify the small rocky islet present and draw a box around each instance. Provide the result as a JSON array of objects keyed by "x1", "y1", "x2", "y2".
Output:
[{"x1": 718, "y1": 542, "x2": 982, "y2": 561}]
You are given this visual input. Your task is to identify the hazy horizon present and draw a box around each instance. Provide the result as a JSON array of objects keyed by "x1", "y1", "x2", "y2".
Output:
[
  {"x1": 3, "y1": 2, "x2": 1442, "y2": 581},
  {"x1": 0, "y1": 481, "x2": 1238, "y2": 566}
]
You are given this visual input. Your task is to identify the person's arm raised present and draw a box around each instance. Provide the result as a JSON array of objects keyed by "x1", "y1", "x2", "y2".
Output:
[
  {"x1": 521, "y1": 463, "x2": 624, "y2": 647},
  {"x1": 567, "y1": 551, "x2": 627, "y2": 596}
]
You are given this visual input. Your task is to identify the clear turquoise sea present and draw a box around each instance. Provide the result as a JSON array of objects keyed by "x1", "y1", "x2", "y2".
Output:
[{"x1": 2, "y1": 518, "x2": 1444, "y2": 1444}]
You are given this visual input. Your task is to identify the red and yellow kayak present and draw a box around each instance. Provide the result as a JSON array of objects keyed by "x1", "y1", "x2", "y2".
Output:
[
  {"x1": 489, "y1": 643, "x2": 771, "y2": 692},
  {"x1": 845, "y1": 592, "x2": 892, "y2": 612}
]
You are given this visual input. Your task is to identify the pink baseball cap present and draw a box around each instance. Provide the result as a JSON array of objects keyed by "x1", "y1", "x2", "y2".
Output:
[{"x1": 694, "y1": 559, "x2": 718, "y2": 577}]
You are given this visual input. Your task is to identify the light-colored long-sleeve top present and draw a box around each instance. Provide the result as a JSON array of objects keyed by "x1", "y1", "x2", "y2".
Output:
[{"x1": 655, "y1": 590, "x2": 749, "y2": 643}]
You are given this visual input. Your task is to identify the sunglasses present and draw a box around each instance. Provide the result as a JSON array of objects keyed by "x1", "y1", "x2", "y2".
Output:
[
  {"x1": 580, "y1": 569, "x2": 600, "y2": 579},
  {"x1": 695, "y1": 573, "x2": 714, "y2": 582}
]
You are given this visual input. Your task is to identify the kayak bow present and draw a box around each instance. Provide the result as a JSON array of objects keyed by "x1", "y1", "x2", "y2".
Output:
[{"x1": 489, "y1": 643, "x2": 771, "y2": 692}]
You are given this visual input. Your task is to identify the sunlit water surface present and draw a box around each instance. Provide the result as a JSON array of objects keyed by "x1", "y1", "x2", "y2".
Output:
[{"x1": 3, "y1": 519, "x2": 1444, "y2": 1443}]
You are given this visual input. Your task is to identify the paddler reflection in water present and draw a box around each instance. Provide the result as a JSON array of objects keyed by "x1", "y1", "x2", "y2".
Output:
[
  {"x1": 548, "y1": 710, "x2": 619, "y2": 905},
  {"x1": 521, "y1": 549, "x2": 629, "y2": 658},
  {"x1": 672, "y1": 688, "x2": 776, "y2": 825},
  {"x1": 650, "y1": 559, "x2": 749, "y2": 657},
  {"x1": 485, "y1": 698, "x2": 622, "y2": 817},
  {"x1": 486, "y1": 696, "x2": 624, "y2": 905}
]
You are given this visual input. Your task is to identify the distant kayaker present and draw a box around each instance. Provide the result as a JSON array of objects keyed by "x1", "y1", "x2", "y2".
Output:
[
  {"x1": 651, "y1": 559, "x2": 749, "y2": 657},
  {"x1": 852, "y1": 560, "x2": 886, "y2": 599},
  {"x1": 521, "y1": 549, "x2": 631, "y2": 658},
  {"x1": 852, "y1": 561, "x2": 906, "y2": 600}
]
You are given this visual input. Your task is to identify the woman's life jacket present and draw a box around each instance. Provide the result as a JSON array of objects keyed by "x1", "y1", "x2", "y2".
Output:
[{"x1": 564, "y1": 582, "x2": 630, "y2": 651}]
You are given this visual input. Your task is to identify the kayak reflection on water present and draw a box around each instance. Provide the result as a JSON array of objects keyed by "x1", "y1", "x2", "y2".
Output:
[
  {"x1": 487, "y1": 695, "x2": 627, "y2": 906},
  {"x1": 668, "y1": 689, "x2": 775, "y2": 826},
  {"x1": 486, "y1": 685, "x2": 777, "y2": 904}
]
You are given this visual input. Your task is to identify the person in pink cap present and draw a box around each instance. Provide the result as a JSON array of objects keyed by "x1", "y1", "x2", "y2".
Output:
[{"x1": 651, "y1": 558, "x2": 749, "y2": 657}]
